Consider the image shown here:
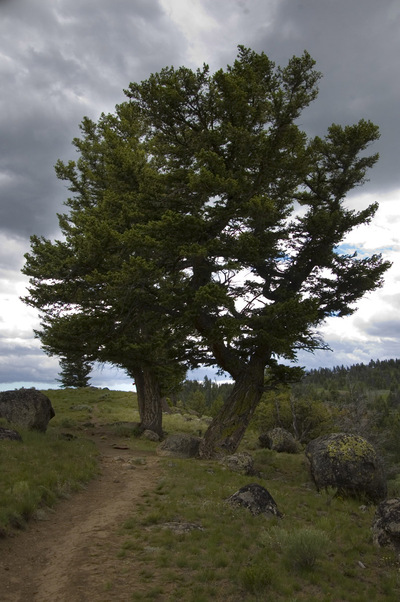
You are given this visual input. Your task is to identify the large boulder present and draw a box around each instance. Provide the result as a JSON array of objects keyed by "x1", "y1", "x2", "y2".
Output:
[
  {"x1": 305, "y1": 432, "x2": 386, "y2": 503},
  {"x1": 220, "y1": 452, "x2": 255, "y2": 475},
  {"x1": 226, "y1": 483, "x2": 282, "y2": 518},
  {"x1": 259, "y1": 427, "x2": 299, "y2": 453},
  {"x1": 372, "y1": 498, "x2": 400, "y2": 556},
  {"x1": 0, "y1": 389, "x2": 55, "y2": 432},
  {"x1": 0, "y1": 426, "x2": 22, "y2": 442},
  {"x1": 157, "y1": 433, "x2": 202, "y2": 458}
]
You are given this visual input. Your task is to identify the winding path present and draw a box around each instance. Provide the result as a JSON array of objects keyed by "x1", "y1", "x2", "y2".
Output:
[{"x1": 1, "y1": 428, "x2": 160, "y2": 601}]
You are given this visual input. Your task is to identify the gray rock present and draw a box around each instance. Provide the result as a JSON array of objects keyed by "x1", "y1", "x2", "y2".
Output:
[
  {"x1": 220, "y1": 452, "x2": 255, "y2": 475},
  {"x1": 0, "y1": 389, "x2": 55, "y2": 432},
  {"x1": 0, "y1": 426, "x2": 22, "y2": 441},
  {"x1": 157, "y1": 433, "x2": 202, "y2": 458},
  {"x1": 142, "y1": 429, "x2": 161, "y2": 442},
  {"x1": 372, "y1": 498, "x2": 400, "y2": 556},
  {"x1": 259, "y1": 427, "x2": 299, "y2": 453},
  {"x1": 305, "y1": 432, "x2": 386, "y2": 503},
  {"x1": 227, "y1": 483, "x2": 282, "y2": 517}
]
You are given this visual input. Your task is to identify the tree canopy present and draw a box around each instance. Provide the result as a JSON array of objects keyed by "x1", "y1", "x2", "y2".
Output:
[{"x1": 22, "y1": 46, "x2": 391, "y2": 455}]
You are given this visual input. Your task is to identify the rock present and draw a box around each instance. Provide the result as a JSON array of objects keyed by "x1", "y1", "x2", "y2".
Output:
[
  {"x1": 142, "y1": 429, "x2": 161, "y2": 442},
  {"x1": 259, "y1": 427, "x2": 299, "y2": 453},
  {"x1": 157, "y1": 433, "x2": 202, "y2": 458},
  {"x1": 220, "y1": 452, "x2": 255, "y2": 475},
  {"x1": 372, "y1": 498, "x2": 400, "y2": 556},
  {"x1": 305, "y1": 432, "x2": 386, "y2": 503},
  {"x1": 0, "y1": 426, "x2": 22, "y2": 441},
  {"x1": 226, "y1": 483, "x2": 282, "y2": 517},
  {"x1": 0, "y1": 389, "x2": 55, "y2": 432}
]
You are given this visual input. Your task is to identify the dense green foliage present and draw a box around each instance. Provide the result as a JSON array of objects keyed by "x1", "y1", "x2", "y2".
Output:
[
  {"x1": 22, "y1": 46, "x2": 390, "y2": 455},
  {"x1": 174, "y1": 376, "x2": 233, "y2": 416},
  {"x1": 57, "y1": 356, "x2": 92, "y2": 388}
]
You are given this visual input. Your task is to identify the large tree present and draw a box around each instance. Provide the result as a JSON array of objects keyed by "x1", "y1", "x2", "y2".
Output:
[
  {"x1": 23, "y1": 47, "x2": 390, "y2": 454},
  {"x1": 57, "y1": 354, "x2": 92, "y2": 388},
  {"x1": 124, "y1": 47, "x2": 391, "y2": 456},
  {"x1": 22, "y1": 107, "x2": 198, "y2": 436}
]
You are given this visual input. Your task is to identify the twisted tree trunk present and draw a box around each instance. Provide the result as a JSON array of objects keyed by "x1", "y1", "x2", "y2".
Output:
[
  {"x1": 133, "y1": 367, "x2": 163, "y2": 437},
  {"x1": 198, "y1": 359, "x2": 265, "y2": 458}
]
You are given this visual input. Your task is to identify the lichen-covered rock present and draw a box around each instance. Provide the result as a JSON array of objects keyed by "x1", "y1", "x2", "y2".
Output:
[
  {"x1": 226, "y1": 483, "x2": 282, "y2": 517},
  {"x1": 157, "y1": 433, "x2": 202, "y2": 458},
  {"x1": 259, "y1": 427, "x2": 299, "y2": 453},
  {"x1": 0, "y1": 426, "x2": 22, "y2": 441},
  {"x1": 305, "y1": 432, "x2": 386, "y2": 503},
  {"x1": 372, "y1": 498, "x2": 400, "y2": 555},
  {"x1": 0, "y1": 389, "x2": 55, "y2": 432},
  {"x1": 220, "y1": 452, "x2": 255, "y2": 475}
]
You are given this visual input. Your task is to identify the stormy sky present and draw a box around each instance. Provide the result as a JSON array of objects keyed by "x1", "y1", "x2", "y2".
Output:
[{"x1": 1, "y1": 0, "x2": 399, "y2": 390}]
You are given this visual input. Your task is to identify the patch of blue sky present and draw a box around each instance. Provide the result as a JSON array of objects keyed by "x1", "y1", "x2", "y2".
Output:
[{"x1": 334, "y1": 243, "x2": 394, "y2": 258}]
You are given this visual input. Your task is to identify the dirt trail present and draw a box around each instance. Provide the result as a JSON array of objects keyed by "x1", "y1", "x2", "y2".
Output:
[{"x1": 0, "y1": 427, "x2": 161, "y2": 602}]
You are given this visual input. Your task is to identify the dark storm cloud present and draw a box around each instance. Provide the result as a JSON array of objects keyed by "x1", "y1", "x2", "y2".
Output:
[
  {"x1": 0, "y1": 0, "x2": 399, "y2": 387},
  {"x1": 260, "y1": 0, "x2": 400, "y2": 193},
  {"x1": 203, "y1": 0, "x2": 400, "y2": 193},
  {"x1": 1, "y1": 0, "x2": 399, "y2": 239},
  {"x1": 0, "y1": 0, "x2": 186, "y2": 239}
]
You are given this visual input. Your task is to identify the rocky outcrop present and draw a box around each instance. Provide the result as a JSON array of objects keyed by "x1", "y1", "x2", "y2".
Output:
[
  {"x1": 157, "y1": 433, "x2": 202, "y2": 458},
  {"x1": 226, "y1": 483, "x2": 282, "y2": 517},
  {"x1": 305, "y1": 432, "x2": 386, "y2": 503},
  {"x1": 259, "y1": 427, "x2": 299, "y2": 453},
  {"x1": 0, "y1": 426, "x2": 22, "y2": 441},
  {"x1": 372, "y1": 498, "x2": 400, "y2": 556},
  {"x1": 0, "y1": 389, "x2": 55, "y2": 432}
]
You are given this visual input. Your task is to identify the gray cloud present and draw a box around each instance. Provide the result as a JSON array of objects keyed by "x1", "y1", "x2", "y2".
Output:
[
  {"x1": 2, "y1": 0, "x2": 399, "y2": 239},
  {"x1": 0, "y1": 0, "x2": 399, "y2": 388},
  {"x1": 0, "y1": 0, "x2": 186, "y2": 239}
]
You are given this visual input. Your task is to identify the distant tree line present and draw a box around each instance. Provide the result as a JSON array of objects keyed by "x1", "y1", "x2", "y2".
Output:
[{"x1": 300, "y1": 359, "x2": 400, "y2": 402}]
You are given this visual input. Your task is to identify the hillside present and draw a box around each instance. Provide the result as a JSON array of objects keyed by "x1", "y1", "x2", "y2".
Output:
[
  {"x1": 302, "y1": 358, "x2": 400, "y2": 393},
  {"x1": 1, "y1": 387, "x2": 400, "y2": 600}
]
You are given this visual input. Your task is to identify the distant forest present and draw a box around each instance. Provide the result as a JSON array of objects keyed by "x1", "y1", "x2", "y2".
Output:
[
  {"x1": 178, "y1": 359, "x2": 400, "y2": 414},
  {"x1": 301, "y1": 358, "x2": 400, "y2": 392}
]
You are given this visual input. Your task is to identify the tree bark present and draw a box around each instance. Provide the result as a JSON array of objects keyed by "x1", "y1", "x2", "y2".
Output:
[
  {"x1": 198, "y1": 359, "x2": 265, "y2": 458},
  {"x1": 133, "y1": 368, "x2": 163, "y2": 437}
]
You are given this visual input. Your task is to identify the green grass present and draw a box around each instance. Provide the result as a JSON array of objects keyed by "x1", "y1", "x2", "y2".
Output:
[
  {"x1": 45, "y1": 387, "x2": 140, "y2": 426},
  {"x1": 0, "y1": 387, "x2": 210, "y2": 535},
  {"x1": 118, "y1": 445, "x2": 400, "y2": 601},
  {"x1": 0, "y1": 386, "x2": 133, "y2": 532},
  {"x1": 0, "y1": 425, "x2": 98, "y2": 531},
  {"x1": 1, "y1": 388, "x2": 400, "y2": 600}
]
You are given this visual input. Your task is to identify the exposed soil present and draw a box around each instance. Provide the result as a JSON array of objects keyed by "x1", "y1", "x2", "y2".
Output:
[{"x1": 0, "y1": 427, "x2": 161, "y2": 601}]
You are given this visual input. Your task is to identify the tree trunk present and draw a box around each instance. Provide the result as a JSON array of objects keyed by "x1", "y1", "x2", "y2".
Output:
[
  {"x1": 133, "y1": 368, "x2": 163, "y2": 437},
  {"x1": 198, "y1": 360, "x2": 265, "y2": 458}
]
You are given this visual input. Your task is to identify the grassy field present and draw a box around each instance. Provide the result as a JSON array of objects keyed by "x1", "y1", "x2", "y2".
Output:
[{"x1": 1, "y1": 387, "x2": 400, "y2": 600}]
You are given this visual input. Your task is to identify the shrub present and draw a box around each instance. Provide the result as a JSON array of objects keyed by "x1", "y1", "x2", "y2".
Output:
[
  {"x1": 240, "y1": 564, "x2": 273, "y2": 594},
  {"x1": 252, "y1": 388, "x2": 333, "y2": 443},
  {"x1": 283, "y1": 527, "x2": 330, "y2": 571}
]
